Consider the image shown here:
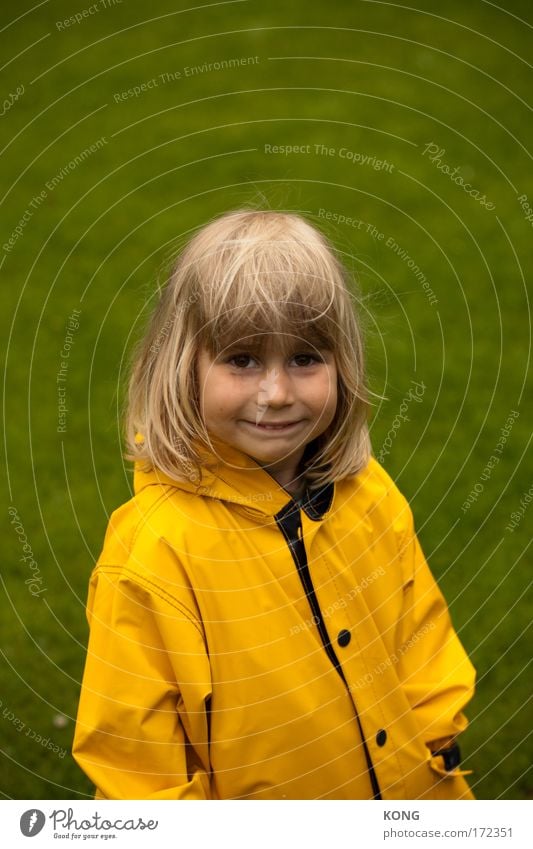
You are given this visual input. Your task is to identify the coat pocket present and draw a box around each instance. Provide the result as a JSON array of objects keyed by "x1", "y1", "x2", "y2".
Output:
[{"x1": 427, "y1": 755, "x2": 475, "y2": 800}]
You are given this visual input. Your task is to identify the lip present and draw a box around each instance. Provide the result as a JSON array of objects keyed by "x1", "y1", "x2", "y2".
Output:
[{"x1": 243, "y1": 420, "x2": 302, "y2": 431}]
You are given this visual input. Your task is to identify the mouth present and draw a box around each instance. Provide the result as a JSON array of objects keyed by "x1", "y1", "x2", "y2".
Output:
[{"x1": 243, "y1": 420, "x2": 302, "y2": 432}]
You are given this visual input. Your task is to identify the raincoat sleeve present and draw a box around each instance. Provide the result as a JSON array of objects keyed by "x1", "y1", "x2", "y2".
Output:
[
  {"x1": 72, "y1": 562, "x2": 213, "y2": 800},
  {"x1": 393, "y1": 494, "x2": 476, "y2": 766}
]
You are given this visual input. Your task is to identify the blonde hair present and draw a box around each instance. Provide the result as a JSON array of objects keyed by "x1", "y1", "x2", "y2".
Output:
[{"x1": 125, "y1": 209, "x2": 371, "y2": 490}]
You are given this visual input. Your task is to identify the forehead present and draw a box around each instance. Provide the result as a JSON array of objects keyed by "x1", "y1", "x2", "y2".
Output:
[{"x1": 201, "y1": 331, "x2": 331, "y2": 358}]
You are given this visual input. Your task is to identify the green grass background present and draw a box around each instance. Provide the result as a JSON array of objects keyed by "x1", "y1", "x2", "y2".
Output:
[{"x1": 1, "y1": 0, "x2": 531, "y2": 800}]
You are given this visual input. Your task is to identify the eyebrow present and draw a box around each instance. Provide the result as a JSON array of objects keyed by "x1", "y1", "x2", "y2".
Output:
[
  {"x1": 222, "y1": 340, "x2": 327, "y2": 354},
  {"x1": 217, "y1": 343, "x2": 333, "y2": 365}
]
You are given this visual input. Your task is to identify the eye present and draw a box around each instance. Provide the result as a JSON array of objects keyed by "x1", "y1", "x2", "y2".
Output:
[
  {"x1": 292, "y1": 352, "x2": 323, "y2": 367},
  {"x1": 226, "y1": 353, "x2": 257, "y2": 369}
]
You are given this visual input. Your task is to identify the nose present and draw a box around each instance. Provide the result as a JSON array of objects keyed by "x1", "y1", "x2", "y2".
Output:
[{"x1": 257, "y1": 364, "x2": 295, "y2": 408}]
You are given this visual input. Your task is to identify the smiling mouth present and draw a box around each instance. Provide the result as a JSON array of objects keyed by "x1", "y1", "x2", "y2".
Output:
[{"x1": 244, "y1": 420, "x2": 302, "y2": 431}]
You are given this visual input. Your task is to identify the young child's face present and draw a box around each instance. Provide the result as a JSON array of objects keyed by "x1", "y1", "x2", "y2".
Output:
[{"x1": 196, "y1": 338, "x2": 338, "y2": 492}]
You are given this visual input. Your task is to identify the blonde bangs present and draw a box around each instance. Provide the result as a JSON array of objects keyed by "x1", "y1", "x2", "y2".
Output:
[
  {"x1": 125, "y1": 209, "x2": 371, "y2": 490},
  {"x1": 185, "y1": 212, "x2": 344, "y2": 354}
]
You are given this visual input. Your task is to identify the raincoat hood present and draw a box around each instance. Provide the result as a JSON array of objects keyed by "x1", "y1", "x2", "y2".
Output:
[{"x1": 133, "y1": 434, "x2": 334, "y2": 521}]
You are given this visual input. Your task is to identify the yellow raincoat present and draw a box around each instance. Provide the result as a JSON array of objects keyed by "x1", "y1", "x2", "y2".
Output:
[{"x1": 72, "y1": 438, "x2": 476, "y2": 800}]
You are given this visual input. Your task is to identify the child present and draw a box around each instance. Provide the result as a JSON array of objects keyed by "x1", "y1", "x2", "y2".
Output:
[{"x1": 72, "y1": 209, "x2": 476, "y2": 800}]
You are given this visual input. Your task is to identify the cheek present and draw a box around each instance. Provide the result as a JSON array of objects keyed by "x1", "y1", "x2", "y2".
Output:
[
  {"x1": 201, "y1": 376, "x2": 243, "y2": 420},
  {"x1": 198, "y1": 374, "x2": 221, "y2": 423},
  {"x1": 315, "y1": 370, "x2": 338, "y2": 409},
  {"x1": 317, "y1": 379, "x2": 338, "y2": 429}
]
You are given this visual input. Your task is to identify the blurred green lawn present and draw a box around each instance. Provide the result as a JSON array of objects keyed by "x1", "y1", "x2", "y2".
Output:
[{"x1": 1, "y1": 0, "x2": 531, "y2": 799}]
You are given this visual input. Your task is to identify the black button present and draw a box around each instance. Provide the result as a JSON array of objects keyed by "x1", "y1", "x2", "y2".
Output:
[
  {"x1": 337, "y1": 629, "x2": 351, "y2": 647},
  {"x1": 376, "y1": 729, "x2": 387, "y2": 747}
]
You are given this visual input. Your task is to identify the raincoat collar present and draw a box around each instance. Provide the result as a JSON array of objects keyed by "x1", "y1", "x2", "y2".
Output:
[{"x1": 133, "y1": 434, "x2": 334, "y2": 521}]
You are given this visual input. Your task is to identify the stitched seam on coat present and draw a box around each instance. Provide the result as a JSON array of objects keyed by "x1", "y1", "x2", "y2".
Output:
[
  {"x1": 130, "y1": 486, "x2": 178, "y2": 550},
  {"x1": 113, "y1": 486, "x2": 204, "y2": 628},
  {"x1": 93, "y1": 564, "x2": 204, "y2": 638},
  {"x1": 122, "y1": 567, "x2": 204, "y2": 637},
  {"x1": 394, "y1": 494, "x2": 415, "y2": 590}
]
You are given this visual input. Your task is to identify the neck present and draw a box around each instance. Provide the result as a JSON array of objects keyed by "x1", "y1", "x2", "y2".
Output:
[{"x1": 279, "y1": 473, "x2": 308, "y2": 501}]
